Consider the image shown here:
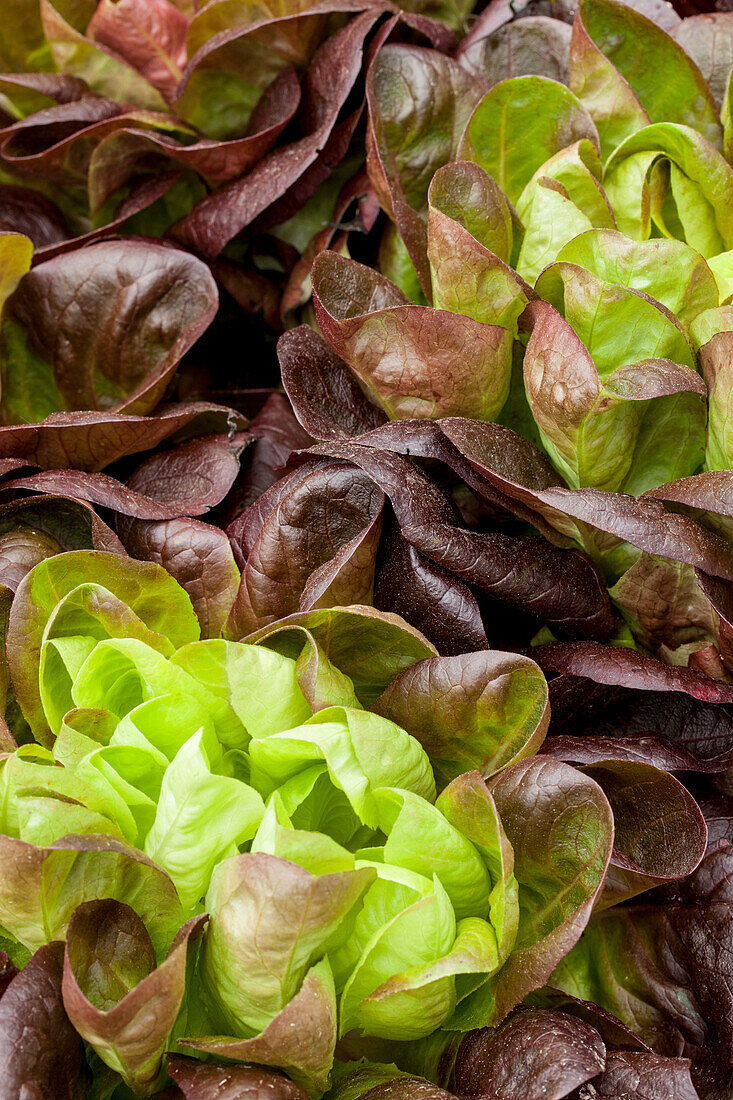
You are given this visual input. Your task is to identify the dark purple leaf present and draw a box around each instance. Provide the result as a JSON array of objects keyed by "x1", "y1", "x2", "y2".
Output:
[
  {"x1": 0, "y1": 942, "x2": 86, "y2": 1100},
  {"x1": 222, "y1": 393, "x2": 314, "y2": 525},
  {"x1": 2, "y1": 470, "x2": 202, "y2": 519},
  {"x1": 347, "y1": 419, "x2": 516, "y2": 518},
  {"x1": 581, "y1": 1051, "x2": 700, "y2": 1100},
  {"x1": 226, "y1": 462, "x2": 315, "y2": 570},
  {"x1": 167, "y1": 1055, "x2": 310, "y2": 1100},
  {"x1": 546, "y1": 669, "x2": 733, "y2": 773},
  {"x1": 552, "y1": 900, "x2": 733, "y2": 1100},
  {"x1": 278, "y1": 325, "x2": 388, "y2": 441},
  {"x1": 124, "y1": 432, "x2": 249, "y2": 513},
  {"x1": 458, "y1": 17, "x2": 572, "y2": 86},
  {"x1": 0, "y1": 97, "x2": 125, "y2": 185},
  {"x1": 672, "y1": 13, "x2": 733, "y2": 104},
  {"x1": 535, "y1": 642, "x2": 733, "y2": 704},
  {"x1": 0, "y1": 185, "x2": 69, "y2": 247},
  {"x1": 0, "y1": 73, "x2": 89, "y2": 112},
  {"x1": 226, "y1": 459, "x2": 385, "y2": 637},
  {"x1": 308, "y1": 440, "x2": 614, "y2": 639},
  {"x1": 697, "y1": 793, "x2": 733, "y2": 850},
  {"x1": 654, "y1": 843, "x2": 733, "y2": 907},
  {"x1": 89, "y1": 67, "x2": 301, "y2": 206},
  {"x1": 0, "y1": 239, "x2": 218, "y2": 424},
  {"x1": 643, "y1": 471, "x2": 733, "y2": 544},
  {"x1": 693, "y1": 572, "x2": 733, "y2": 674},
  {"x1": 577, "y1": 760, "x2": 707, "y2": 907},
  {"x1": 0, "y1": 402, "x2": 245, "y2": 472},
  {"x1": 440, "y1": 418, "x2": 733, "y2": 582},
  {"x1": 212, "y1": 260, "x2": 282, "y2": 333},
  {"x1": 449, "y1": 1008, "x2": 605, "y2": 1100},
  {"x1": 373, "y1": 517, "x2": 489, "y2": 655},
  {"x1": 528, "y1": 991, "x2": 653, "y2": 1053}
]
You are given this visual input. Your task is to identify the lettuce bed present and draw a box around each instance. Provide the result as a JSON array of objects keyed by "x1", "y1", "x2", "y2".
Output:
[
  {"x1": 0, "y1": 0, "x2": 733, "y2": 1098},
  {"x1": 0, "y1": 548, "x2": 714, "y2": 1097}
]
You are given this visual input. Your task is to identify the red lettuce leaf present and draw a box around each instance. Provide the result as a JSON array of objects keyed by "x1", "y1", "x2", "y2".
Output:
[
  {"x1": 117, "y1": 516, "x2": 241, "y2": 639},
  {"x1": 582, "y1": 1051, "x2": 700, "y2": 1100},
  {"x1": 0, "y1": 941, "x2": 87, "y2": 1099},
  {"x1": 536, "y1": 641, "x2": 733, "y2": 771},
  {"x1": 0, "y1": 402, "x2": 245, "y2": 472},
  {"x1": 171, "y1": 11, "x2": 382, "y2": 257},
  {"x1": 373, "y1": 517, "x2": 489, "y2": 656},
  {"x1": 0, "y1": 184, "x2": 69, "y2": 247},
  {"x1": 552, "y1": 896, "x2": 732, "y2": 1100},
  {"x1": 221, "y1": 392, "x2": 314, "y2": 523},
  {"x1": 0, "y1": 238, "x2": 218, "y2": 425},
  {"x1": 167, "y1": 1055, "x2": 310, "y2": 1100},
  {"x1": 227, "y1": 458, "x2": 385, "y2": 637},
  {"x1": 279, "y1": 325, "x2": 388, "y2": 441},
  {"x1": 62, "y1": 900, "x2": 205, "y2": 1096},
  {"x1": 534, "y1": 642, "x2": 733, "y2": 704},
  {"x1": 87, "y1": 0, "x2": 189, "y2": 103},
  {"x1": 372, "y1": 650, "x2": 549, "y2": 788},
  {"x1": 575, "y1": 759, "x2": 707, "y2": 907},
  {"x1": 449, "y1": 1008, "x2": 605, "y2": 1100},
  {"x1": 307, "y1": 439, "x2": 614, "y2": 639}
]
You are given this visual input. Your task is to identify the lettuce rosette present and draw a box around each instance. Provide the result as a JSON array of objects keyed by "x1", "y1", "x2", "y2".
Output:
[{"x1": 0, "y1": 548, "x2": 624, "y2": 1097}]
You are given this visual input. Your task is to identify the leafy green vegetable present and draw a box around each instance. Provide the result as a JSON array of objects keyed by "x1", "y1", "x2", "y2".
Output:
[
  {"x1": 3, "y1": 4, "x2": 733, "y2": 1098},
  {"x1": 0, "y1": 550, "x2": 622, "y2": 1095}
]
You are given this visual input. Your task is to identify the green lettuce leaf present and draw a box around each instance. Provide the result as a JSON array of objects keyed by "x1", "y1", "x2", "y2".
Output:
[
  {"x1": 366, "y1": 788, "x2": 491, "y2": 920},
  {"x1": 6, "y1": 550, "x2": 200, "y2": 745},
  {"x1": 144, "y1": 728, "x2": 264, "y2": 910},
  {"x1": 459, "y1": 76, "x2": 599, "y2": 206},
  {"x1": 604, "y1": 123, "x2": 733, "y2": 255},
  {"x1": 170, "y1": 639, "x2": 312, "y2": 741},
  {"x1": 521, "y1": 299, "x2": 706, "y2": 493},
  {"x1": 249, "y1": 706, "x2": 436, "y2": 829},
  {"x1": 571, "y1": 0, "x2": 721, "y2": 158}
]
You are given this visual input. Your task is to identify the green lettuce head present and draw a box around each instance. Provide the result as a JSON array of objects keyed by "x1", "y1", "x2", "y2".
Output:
[{"x1": 0, "y1": 549, "x2": 621, "y2": 1095}]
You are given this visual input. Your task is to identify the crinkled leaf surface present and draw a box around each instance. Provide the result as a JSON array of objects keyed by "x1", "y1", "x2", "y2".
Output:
[
  {"x1": 167, "y1": 1054, "x2": 311, "y2": 1100},
  {"x1": 0, "y1": 239, "x2": 218, "y2": 426},
  {"x1": 372, "y1": 651, "x2": 549, "y2": 789},
  {"x1": 7, "y1": 549, "x2": 199, "y2": 743},
  {"x1": 0, "y1": 941, "x2": 86, "y2": 1100},
  {"x1": 449, "y1": 1008, "x2": 605, "y2": 1100}
]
